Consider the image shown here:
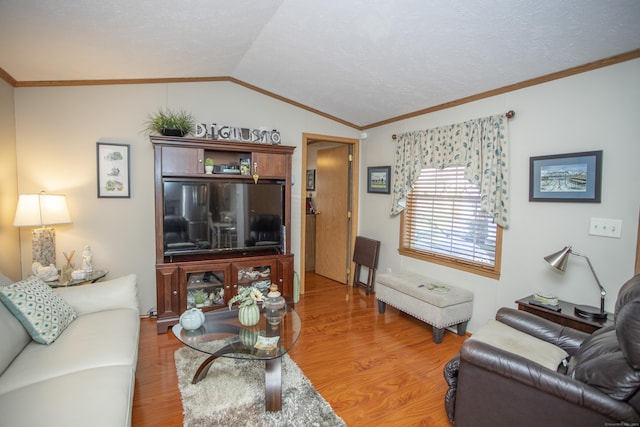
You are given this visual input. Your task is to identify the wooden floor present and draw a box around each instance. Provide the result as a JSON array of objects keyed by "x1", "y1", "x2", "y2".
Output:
[{"x1": 132, "y1": 273, "x2": 466, "y2": 426}]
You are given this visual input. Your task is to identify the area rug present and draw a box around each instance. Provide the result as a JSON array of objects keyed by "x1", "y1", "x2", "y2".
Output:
[{"x1": 174, "y1": 346, "x2": 346, "y2": 427}]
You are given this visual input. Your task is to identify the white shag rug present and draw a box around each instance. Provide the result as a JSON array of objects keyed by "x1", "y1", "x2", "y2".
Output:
[{"x1": 174, "y1": 346, "x2": 346, "y2": 427}]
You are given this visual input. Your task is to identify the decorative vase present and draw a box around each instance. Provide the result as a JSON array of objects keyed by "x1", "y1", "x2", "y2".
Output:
[
  {"x1": 205, "y1": 165, "x2": 214, "y2": 174},
  {"x1": 238, "y1": 304, "x2": 260, "y2": 326},
  {"x1": 239, "y1": 326, "x2": 259, "y2": 347},
  {"x1": 263, "y1": 284, "x2": 286, "y2": 325},
  {"x1": 180, "y1": 307, "x2": 205, "y2": 331}
]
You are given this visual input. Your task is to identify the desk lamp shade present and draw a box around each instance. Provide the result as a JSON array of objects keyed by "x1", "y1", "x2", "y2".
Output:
[
  {"x1": 13, "y1": 193, "x2": 71, "y2": 266},
  {"x1": 544, "y1": 246, "x2": 607, "y2": 320}
]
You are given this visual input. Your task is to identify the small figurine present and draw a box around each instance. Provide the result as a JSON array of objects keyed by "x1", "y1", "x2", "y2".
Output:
[
  {"x1": 32, "y1": 262, "x2": 59, "y2": 282},
  {"x1": 81, "y1": 245, "x2": 93, "y2": 273}
]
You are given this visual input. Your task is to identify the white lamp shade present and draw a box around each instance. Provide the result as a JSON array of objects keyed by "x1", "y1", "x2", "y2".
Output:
[{"x1": 13, "y1": 193, "x2": 72, "y2": 227}]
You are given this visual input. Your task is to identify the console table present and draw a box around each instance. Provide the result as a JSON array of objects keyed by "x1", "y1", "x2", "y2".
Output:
[{"x1": 516, "y1": 295, "x2": 613, "y2": 334}]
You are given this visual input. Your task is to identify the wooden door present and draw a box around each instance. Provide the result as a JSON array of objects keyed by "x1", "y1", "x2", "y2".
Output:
[{"x1": 315, "y1": 145, "x2": 350, "y2": 283}]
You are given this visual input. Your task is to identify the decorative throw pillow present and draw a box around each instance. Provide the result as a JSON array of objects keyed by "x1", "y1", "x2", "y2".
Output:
[{"x1": 0, "y1": 276, "x2": 77, "y2": 344}]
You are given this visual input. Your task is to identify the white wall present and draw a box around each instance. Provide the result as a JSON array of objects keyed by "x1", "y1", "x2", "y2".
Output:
[
  {"x1": 0, "y1": 79, "x2": 21, "y2": 280},
  {"x1": 14, "y1": 81, "x2": 358, "y2": 313},
  {"x1": 359, "y1": 59, "x2": 640, "y2": 333}
]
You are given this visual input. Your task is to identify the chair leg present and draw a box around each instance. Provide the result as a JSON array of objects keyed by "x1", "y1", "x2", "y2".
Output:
[
  {"x1": 456, "y1": 321, "x2": 468, "y2": 336},
  {"x1": 366, "y1": 270, "x2": 374, "y2": 295},
  {"x1": 433, "y1": 326, "x2": 444, "y2": 344}
]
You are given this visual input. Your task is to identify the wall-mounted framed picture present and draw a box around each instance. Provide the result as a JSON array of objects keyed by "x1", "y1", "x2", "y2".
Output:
[
  {"x1": 367, "y1": 166, "x2": 391, "y2": 194},
  {"x1": 97, "y1": 142, "x2": 131, "y2": 198},
  {"x1": 529, "y1": 150, "x2": 602, "y2": 202},
  {"x1": 306, "y1": 169, "x2": 316, "y2": 191}
]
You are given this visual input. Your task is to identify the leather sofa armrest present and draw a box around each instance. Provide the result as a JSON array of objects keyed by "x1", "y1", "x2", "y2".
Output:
[
  {"x1": 460, "y1": 339, "x2": 639, "y2": 422},
  {"x1": 496, "y1": 307, "x2": 589, "y2": 354},
  {"x1": 54, "y1": 274, "x2": 139, "y2": 316}
]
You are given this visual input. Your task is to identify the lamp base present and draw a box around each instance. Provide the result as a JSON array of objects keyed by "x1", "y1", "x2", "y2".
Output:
[
  {"x1": 574, "y1": 304, "x2": 607, "y2": 320},
  {"x1": 32, "y1": 227, "x2": 56, "y2": 266}
]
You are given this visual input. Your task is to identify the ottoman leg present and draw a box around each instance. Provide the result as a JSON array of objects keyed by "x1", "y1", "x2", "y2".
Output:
[
  {"x1": 377, "y1": 300, "x2": 386, "y2": 313},
  {"x1": 456, "y1": 321, "x2": 468, "y2": 336},
  {"x1": 432, "y1": 326, "x2": 444, "y2": 344}
]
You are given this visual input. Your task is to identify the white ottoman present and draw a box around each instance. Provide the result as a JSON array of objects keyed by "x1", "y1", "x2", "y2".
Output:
[{"x1": 376, "y1": 272, "x2": 473, "y2": 343}]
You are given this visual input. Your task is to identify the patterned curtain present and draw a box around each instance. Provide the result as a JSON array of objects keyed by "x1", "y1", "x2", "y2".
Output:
[{"x1": 391, "y1": 114, "x2": 510, "y2": 228}]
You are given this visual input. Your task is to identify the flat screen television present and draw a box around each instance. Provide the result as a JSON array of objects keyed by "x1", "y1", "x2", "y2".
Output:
[{"x1": 162, "y1": 179, "x2": 285, "y2": 257}]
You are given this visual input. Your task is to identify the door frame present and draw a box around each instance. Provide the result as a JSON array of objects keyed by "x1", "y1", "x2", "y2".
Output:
[{"x1": 299, "y1": 133, "x2": 360, "y2": 293}]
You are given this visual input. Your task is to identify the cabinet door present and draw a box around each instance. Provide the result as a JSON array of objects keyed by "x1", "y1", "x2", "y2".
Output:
[
  {"x1": 232, "y1": 259, "x2": 278, "y2": 297},
  {"x1": 277, "y1": 254, "x2": 294, "y2": 299},
  {"x1": 156, "y1": 265, "x2": 181, "y2": 319},
  {"x1": 180, "y1": 263, "x2": 231, "y2": 311},
  {"x1": 162, "y1": 146, "x2": 204, "y2": 175},
  {"x1": 252, "y1": 152, "x2": 286, "y2": 178}
]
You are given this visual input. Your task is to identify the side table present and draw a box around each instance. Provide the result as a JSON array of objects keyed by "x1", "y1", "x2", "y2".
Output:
[
  {"x1": 50, "y1": 269, "x2": 109, "y2": 288},
  {"x1": 516, "y1": 295, "x2": 613, "y2": 334}
]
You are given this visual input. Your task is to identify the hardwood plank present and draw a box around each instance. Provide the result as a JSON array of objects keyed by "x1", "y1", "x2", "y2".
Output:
[{"x1": 132, "y1": 272, "x2": 465, "y2": 426}]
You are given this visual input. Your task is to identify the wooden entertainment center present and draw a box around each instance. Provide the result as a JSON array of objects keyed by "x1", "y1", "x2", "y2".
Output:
[{"x1": 151, "y1": 136, "x2": 295, "y2": 333}]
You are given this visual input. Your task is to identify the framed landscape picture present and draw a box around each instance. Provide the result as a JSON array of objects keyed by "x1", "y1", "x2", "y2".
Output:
[
  {"x1": 529, "y1": 150, "x2": 602, "y2": 202},
  {"x1": 367, "y1": 166, "x2": 391, "y2": 194},
  {"x1": 97, "y1": 142, "x2": 131, "y2": 198}
]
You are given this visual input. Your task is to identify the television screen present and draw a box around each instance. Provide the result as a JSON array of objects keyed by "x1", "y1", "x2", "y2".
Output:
[{"x1": 163, "y1": 179, "x2": 284, "y2": 257}]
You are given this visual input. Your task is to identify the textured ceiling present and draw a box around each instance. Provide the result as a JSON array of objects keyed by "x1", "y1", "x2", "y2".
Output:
[{"x1": 1, "y1": 0, "x2": 639, "y2": 127}]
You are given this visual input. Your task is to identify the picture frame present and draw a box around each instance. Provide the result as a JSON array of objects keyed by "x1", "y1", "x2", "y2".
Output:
[
  {"x1": 367, "y1": 166, "x2": 391, "y2": 194},
  {"x1": 529, "y1": 150, "x2": 602, "y2": 202},
  {"x1": 97, "y1": 142, "x2": 131, "y2": 198},
  {"x1": 306, "y1": 169, "x2": 316, "y2": 191}
]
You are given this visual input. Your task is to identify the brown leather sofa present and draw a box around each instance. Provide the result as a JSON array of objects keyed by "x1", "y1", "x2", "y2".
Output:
[{"x1": 443, "y1": 274, "x2": 640, "y2": 426}]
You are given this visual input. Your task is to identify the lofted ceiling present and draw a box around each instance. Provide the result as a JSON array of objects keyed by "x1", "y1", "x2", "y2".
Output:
[{"x1": 1, "y1": 0, "x2": 639, "y2": 128}]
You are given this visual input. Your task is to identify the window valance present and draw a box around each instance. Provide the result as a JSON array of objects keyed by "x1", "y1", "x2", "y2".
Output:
[{"x1": 391, "y1": 114, "x2": 510, "y2": 228}]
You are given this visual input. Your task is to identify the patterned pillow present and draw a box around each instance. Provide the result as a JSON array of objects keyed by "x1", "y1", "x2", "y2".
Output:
[{"x1": 0, "y1": 276, "x2": 77, "y2": 344}]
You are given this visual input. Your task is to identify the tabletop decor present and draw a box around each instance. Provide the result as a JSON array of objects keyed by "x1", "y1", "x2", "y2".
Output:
[
  {"x1": 228, "y1": 287, "x2": 264, "y2": 326},
  {"x1": 145, "y1": 107, "x2": 195, "y2": 137}
]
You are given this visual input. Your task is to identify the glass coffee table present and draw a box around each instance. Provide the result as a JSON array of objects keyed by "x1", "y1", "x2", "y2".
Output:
[{"x1": 172, "y1": 305, "x2": 301, "y2": 412}]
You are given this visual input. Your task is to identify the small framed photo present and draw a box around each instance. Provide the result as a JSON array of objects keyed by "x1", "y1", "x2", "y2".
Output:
[
  {"x1": 97, "y1": 142, "x2": 131, "y2": 198},
  {"x1": 306, "y1": 169, "x2": 316, "y2": 191},
  {"x1": 529, "y1": 150, "x2": 602, "y2": 202},
  {"x1": 367, "y1": 166, "x2": 391, "y2": 194}
]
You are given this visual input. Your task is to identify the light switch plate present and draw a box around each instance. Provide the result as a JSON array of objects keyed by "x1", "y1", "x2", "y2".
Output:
[{"x1": 589, "y1": 218, "x2": 622, "y2": 238}]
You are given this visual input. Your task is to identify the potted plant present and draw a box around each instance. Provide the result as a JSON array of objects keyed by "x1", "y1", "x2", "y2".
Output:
[
  {"x1": 145, "y1": 108, "x2": 195, "y2": 137},
  {"x1": 204, "y1": 158, "x2": 214, "y2": 174}
]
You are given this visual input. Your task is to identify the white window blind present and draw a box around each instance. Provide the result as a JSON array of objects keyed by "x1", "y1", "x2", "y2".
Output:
[{"x1": 401, "y1": 166, "x2": 500, "y2": 276}]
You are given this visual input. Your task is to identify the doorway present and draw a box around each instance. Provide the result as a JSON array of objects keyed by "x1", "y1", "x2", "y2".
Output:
[{"x1": 300, "y1": 133, "x2": 359, "y2": 294}]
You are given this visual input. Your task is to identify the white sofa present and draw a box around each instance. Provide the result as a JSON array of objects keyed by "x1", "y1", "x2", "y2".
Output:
[{"x1": 0, "y1": 272, "x2": 140, "y2": 427}]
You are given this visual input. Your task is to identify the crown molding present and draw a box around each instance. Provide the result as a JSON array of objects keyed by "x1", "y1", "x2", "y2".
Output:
[{"x1": 2, "y1": 49, "x2": 638, "y2": 131}]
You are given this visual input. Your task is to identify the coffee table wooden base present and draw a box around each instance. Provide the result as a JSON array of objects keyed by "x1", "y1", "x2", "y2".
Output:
[{"x1": 190, "y1": 343, "x2": 283, "y2": 412}]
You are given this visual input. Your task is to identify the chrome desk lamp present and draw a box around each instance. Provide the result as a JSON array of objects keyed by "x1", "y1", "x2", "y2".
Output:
[{"x1": 544, "y1": 246, "x2": 607, "y2": 320}]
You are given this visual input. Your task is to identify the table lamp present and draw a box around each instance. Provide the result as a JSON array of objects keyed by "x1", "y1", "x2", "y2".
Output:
[
  {"x1": 544, "y1": 245, "x2": 607, "y2": 320},
  {"x1": 13, "y1": 192, "x2": 72, "y2": 266}
]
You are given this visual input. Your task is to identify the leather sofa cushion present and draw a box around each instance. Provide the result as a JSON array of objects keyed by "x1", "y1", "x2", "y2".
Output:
[
  {"x1": 614, "y1": 275, "x2": 640, "y2": 368},
  {"x1": 470, "y1": 319, "x2": 568, "y2": 371},
  {"x1": 0, "y1": 365, "x2": 134, "y2": 427},
  {"x1": 568, "y1": 326, "x2": 640, "y2": 401},
  {"x1": 0, "y1": 300, "x2": 31, "y2": 376},
  {"x1": 0, "y1": 308, "x2": 139, "y2": 394}
]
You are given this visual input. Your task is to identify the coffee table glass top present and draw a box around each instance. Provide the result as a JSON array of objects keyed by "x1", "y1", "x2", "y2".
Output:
[{"x1": 172, "y1": 305, "x2": 301, "y2": 361}]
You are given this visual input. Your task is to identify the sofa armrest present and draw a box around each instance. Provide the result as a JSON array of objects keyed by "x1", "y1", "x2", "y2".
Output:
[
  {"x1": 459, "y1": 339, "x2": 639, "y2": 422},
  {"x1": 496, "y1": 307, "x2": 589, "y2": 354},
  {"x1": 54, "y1": 274, "x2": 139, "y2": 316}
]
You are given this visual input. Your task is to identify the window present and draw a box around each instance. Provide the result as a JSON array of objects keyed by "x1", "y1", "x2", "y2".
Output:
[{"x1": 399, "y1": 166, "x2": 502, "y2": 279}]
